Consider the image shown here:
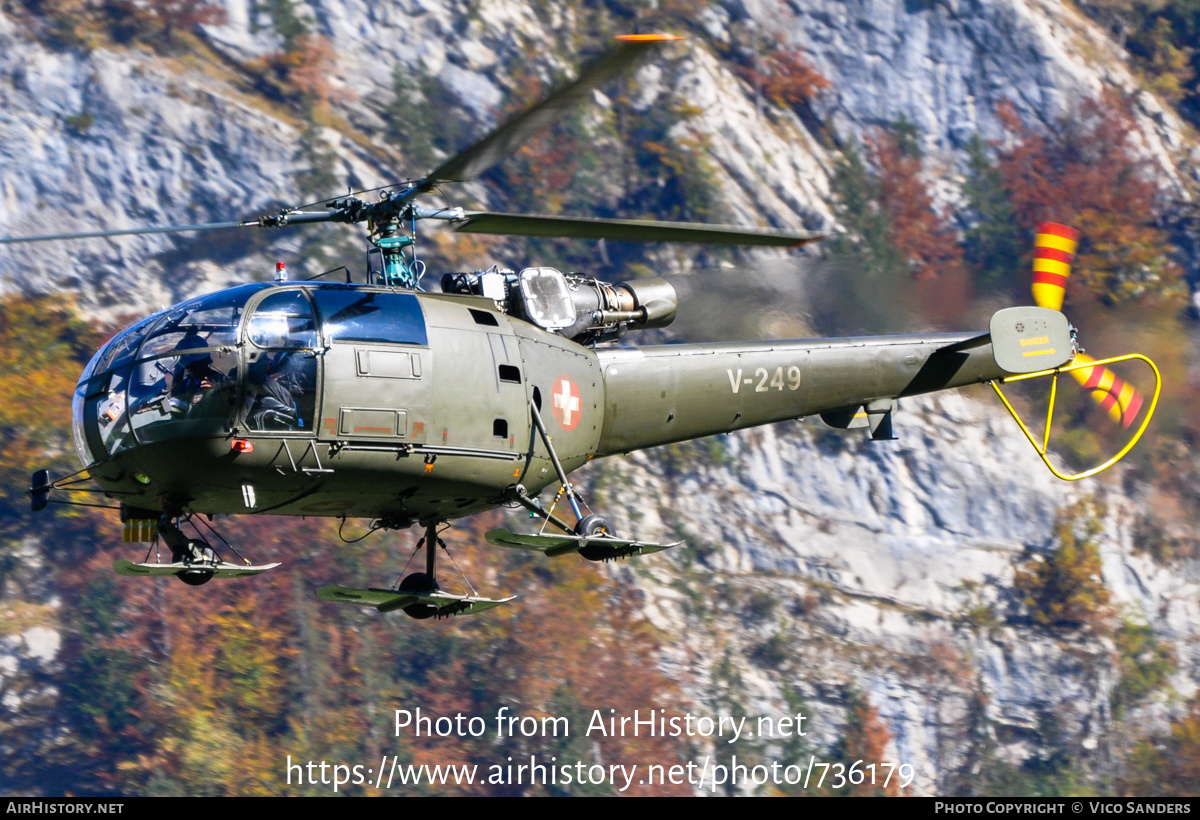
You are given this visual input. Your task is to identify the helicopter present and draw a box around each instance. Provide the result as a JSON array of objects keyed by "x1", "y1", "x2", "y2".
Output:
[{"x1": 11, "y1": 35, "x2": 1160, "y2": 619}]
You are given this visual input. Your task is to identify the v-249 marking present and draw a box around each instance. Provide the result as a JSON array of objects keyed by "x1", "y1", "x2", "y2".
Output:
[{"x1": 727, "y1": 366, "x2": 802, "y2": 394}]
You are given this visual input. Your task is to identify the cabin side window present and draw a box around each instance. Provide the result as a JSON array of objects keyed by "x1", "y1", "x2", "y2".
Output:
[
  {"x1": 244, "y1": 290, "x2": 319, "y2": 432},
  {"x1": 248, "y1": 290, "x2": 318, "y2": 349},
  {"x1": 312, "y1": 289, "x2": 428, "y2": 346}
]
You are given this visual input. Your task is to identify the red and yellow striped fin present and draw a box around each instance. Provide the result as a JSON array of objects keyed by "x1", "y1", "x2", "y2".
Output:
[
  {"x1": 1031, "y1": 222, "x2": 1079, "y2": 311},
  {"x1": 1068, "y1": 353, "x2": 1145, "y2": 429}
]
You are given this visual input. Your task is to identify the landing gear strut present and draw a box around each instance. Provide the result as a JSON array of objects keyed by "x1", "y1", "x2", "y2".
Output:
[
  {"x1": 398, "y1": 522, "x2": 442, "y2": 619},
  {"x1": 159, "y1": 510, "x2": 218, "y2": 586}
]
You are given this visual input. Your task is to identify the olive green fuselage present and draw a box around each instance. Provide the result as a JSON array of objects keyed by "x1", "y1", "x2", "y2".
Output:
[{"x1": 82, "y1": 291, "x2": 1003, "y2": 525}]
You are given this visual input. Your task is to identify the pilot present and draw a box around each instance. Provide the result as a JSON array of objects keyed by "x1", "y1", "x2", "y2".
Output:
[
  {"x1": 169, "y1": 336, "x2": 227, "y2": 417},
  {"x1": 245, "y1": 349, "x2": 308, "y2": 429}
]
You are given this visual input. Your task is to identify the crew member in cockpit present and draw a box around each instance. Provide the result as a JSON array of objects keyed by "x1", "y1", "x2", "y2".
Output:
[{"x1": 169, "y1": 336, "x2": 228, "y2": 417}]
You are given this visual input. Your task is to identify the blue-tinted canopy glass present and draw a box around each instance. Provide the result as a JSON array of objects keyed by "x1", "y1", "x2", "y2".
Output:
[{"x1": 313, "y1": 289, "x2": 427, "y2": 346}]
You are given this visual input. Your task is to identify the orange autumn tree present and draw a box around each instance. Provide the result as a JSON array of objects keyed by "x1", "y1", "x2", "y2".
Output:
[
  {"x1": 738, "y1": 39, "x2": 830, "y2": 110},
  {"x1": 248, "y1": 35, "x2": 337, "y2": 109},
  {"x1": 995, "y1": 93, "x2": 1180, "y2": 302},
  {"x1": 864, "y1": 125, "x2": 970, "y2": 323},
  {"x1": 826, "y1": 688, "x2": 902, "y2": 796},
  {"x1": 866, "y1": 129, "x2": 965, "y2": 283}
]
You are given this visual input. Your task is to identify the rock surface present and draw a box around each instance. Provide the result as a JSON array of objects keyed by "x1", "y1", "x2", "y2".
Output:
[{"x1": 0, "y1": 0, "x2": 1196, "y2": 794}]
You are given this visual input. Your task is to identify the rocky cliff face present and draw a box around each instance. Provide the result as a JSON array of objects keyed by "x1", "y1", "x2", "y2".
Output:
[
  {"x1": 589, "y1": 391, "x2": 1197, "y2": 790},
  {"x1": 1, "y1": 0, "x2": 1196, "y2": 794}
]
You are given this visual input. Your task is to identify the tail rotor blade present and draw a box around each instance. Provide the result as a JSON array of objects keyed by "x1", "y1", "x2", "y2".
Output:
[
  {"x1": 1028, "y1": 222, "x2": 1145, "y2": 428},
  {"x1": 1068, "y1": 353, "x2": 1146, "y2": 429},
  {"x1": 1031, "y1": 222, "x2": 1079, "y2": 310}
]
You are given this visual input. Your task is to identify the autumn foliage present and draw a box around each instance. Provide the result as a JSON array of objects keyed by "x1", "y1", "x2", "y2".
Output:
[
  {"x1": 27, "y1": 504, "x2": 696, "y2": 795},
  {"x1": 499, "y1": 73, "x2": 582, "y2": 215},
  {"x1": 995, "y1": 94, "x2": 1180, "y2": 302},
  {"x1": 145, "y1": 0, "x2": 227, "y2": 40},
  {"x1": 837, "y1": 689, "x2": 901, "y2": 796},
  {"x1": 858, "y1": 129, "x2": 971, "y2": 324},
  {"x1": 739, "y1": 44, "x2": 830, "y2": 110},
  {"x1": 1124, "y1": 696, "x2": 1200, "y2": 796},
  {"x1": 866, "y1": 131, "x2": 965, "y2": 284},
  {"x1": 247, "y1": 35, "x2": 337, "y2": 108},
  {"x1": 1012, "y1": 501, "x2": 1113, "y2": 632}
]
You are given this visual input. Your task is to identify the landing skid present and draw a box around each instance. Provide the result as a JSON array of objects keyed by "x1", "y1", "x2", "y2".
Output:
[
  {"x1": 319, "y1": 521, "x2": 511, "y2": 619},
  {"x1": 486, "y1": 528, "x2": 682, "y2": 560},
  {"x1": 317, "y1": 585, "x2": 514, "y2": 617},
  {"x1": 113, "y1": 558, "x2": 281, "y2": 578},
  {"x1": 116, "y1": 506, "x2": 278, "y2": 586}
]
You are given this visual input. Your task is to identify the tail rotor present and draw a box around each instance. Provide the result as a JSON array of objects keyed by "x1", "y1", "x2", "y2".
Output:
[
  {"x1": 1030, "y1": 221, "x2": 1146, "y2": 430},
  {"x1": 989, "y1": 221, "x2": 1161, "y2": 480}
]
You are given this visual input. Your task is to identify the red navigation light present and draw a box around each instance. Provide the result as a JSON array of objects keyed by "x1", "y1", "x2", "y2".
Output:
[{"x1": 231, "y1": 439, "x2": 254, "y2": 453}]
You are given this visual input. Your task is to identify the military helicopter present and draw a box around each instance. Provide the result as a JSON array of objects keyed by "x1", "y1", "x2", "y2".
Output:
[{"x1": 12, "y1": 36, "x2": 1160, "y2": 619}]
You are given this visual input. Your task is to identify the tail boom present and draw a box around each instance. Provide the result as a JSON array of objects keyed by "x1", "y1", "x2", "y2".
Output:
[{"x1": 595, "y1": 331, "x2": 1010, "y2": 455}]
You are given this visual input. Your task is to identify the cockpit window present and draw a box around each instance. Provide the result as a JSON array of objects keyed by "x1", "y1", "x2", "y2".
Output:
[
  {"x1": 135, "y1": 284, "x2": 266, "y2": 362},
  {"x1": 313, "y1": 289, "x2": 427, "y2": 346},
  {"x1": 245, "y1": 290, "x2": 318, "y2": 432},
  {"x1": 119, "y1": 285, "x2": 266, "y2": 447},
  {"x1": 93, "y1": 312, "x2": 164, "y2": 378},
  {"x1": 249, "y1": 290, "x2": 318, "y2": 349}
]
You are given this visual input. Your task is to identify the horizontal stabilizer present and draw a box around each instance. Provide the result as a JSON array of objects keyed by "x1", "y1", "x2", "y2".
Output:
[
  {"x1": 820, "y1": 407, "x2": 868, "y2": 430},
  {"x1": 113, "y1": 558, "x2": 280, "y2": 578},
  {"x1": 486, "y1": 528, "x2": 681, "y2": 559},
  {"x1": 317, "y1": 585, "x2": 514, "y2": 616},
  {"x1": 822, "y1": 400, "x2": 898, "y2": 440}
]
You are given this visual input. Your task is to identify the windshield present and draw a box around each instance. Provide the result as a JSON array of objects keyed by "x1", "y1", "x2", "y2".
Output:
[{"x1": 75, "y1": 284, "x2": 270, "y2": 460}]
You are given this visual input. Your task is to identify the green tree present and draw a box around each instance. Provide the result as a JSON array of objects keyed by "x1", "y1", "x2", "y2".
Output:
[
  {"x1": 1013, "y1": 501, "x2": 1113, "y2": 632},
  {"x1": 294, "y1": 124, "x2": 338, "y2": 199},
  {"x1": 1112, "y1": 617, "x2": 1177, "y2": 717},
  {"x1": 962, "y1": 134, "x2": 1023, "y2": 292}
]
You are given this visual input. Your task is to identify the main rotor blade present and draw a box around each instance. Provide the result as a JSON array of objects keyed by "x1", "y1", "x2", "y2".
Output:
[
  {"x1": 452, "y1": 212, "x2": 826, "y2": 246},
  {"x1": 420, "y1": 34, "x2": 680, "y2": 188},
  {"x1": 0, "y1": 221, "x2": 248, "y2": 245}
]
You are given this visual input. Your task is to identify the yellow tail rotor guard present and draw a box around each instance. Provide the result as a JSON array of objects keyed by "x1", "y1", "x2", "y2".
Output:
[{"x1": 990, "y1": 353, "x2": 1161, "y2": 481}]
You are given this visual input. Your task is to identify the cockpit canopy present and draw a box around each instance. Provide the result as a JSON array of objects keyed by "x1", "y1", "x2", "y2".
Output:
[{"x1": 72, "y1": 283, "x2": 427, "y2": 467}]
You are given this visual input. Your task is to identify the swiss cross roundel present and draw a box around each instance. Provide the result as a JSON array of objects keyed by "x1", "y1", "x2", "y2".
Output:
[{"x1": 551, "y1": 376, "x2": 583, "y2": 431}]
